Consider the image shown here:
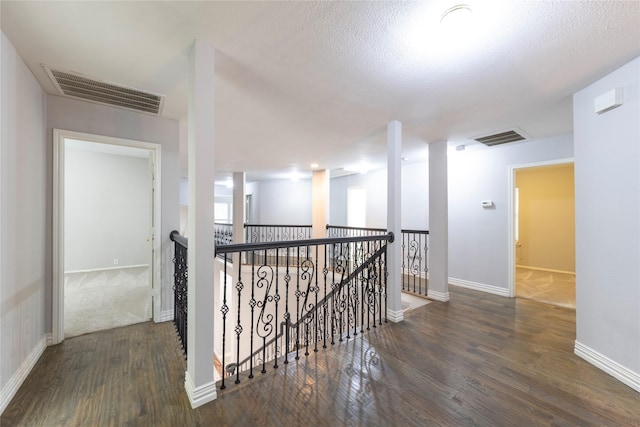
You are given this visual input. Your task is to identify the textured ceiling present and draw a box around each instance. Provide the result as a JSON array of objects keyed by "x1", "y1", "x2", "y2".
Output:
[{"x1": 2, "y1": 1, "x2": 639, "y2": 180}]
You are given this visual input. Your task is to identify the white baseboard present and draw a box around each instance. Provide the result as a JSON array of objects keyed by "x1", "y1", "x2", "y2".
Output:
[
  {"x1": 574, "y1": 341, "x2": 640, "y2": 393},
  {"x1": 448, "y1": 277, "x2": 510, "y2": 297},
  {"x1": 0, "y1": 333, "x2": 51, "y2": 415},
  {"x1": 185, "y1": 372, "x2": 217, "y2": 408},
  {"x1": 157, "y1": 309, "x2": 174, "y2": 323},
  {"x1": 516, "y1": 265, "x2": 575, "y2": 275},
  {"x1": 387, "y1": 309, "x2": 404, "y2": 323},
  {"x1": 65, "y1": 264, "x2": 149, "y2": 274},
  {"x1": 427, "y1": 289, "x2": 450, "y2": 302}
]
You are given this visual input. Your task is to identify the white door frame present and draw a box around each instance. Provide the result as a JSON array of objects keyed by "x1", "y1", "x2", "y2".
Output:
[
  {"x1": 52, "y1": 129, "x2": 162, "y2": 344},
  {"x1": 507, "y1": 157, "x2": 574, "y2": 297}
]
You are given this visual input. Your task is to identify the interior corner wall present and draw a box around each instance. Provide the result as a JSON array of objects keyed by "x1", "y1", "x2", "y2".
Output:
[
  {"x1": 1, "y1": 31, "x2": 48, "y2": 412},
  {"x1": 573, "y1": 56, "x2": 640, "y2": 387},
  {"x1": 448, "y1": 134, "x2": 573, "y2": 291},
  {"x1": 46, "y1": 95, "x2": 180, "y2": 315}
]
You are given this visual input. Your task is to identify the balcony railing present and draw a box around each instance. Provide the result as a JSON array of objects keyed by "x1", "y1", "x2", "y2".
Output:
[
  {"x1": 245, "y1": 223, "x2": 312, "y2": 243},
  {"x1": 214, "y1": 222, "x2": 233, "y2": 247},
  {"x1": 326, "y1": 225, "x2": 429, "y2": 297},
  {"x1": 214, "y1": 232, "x2": 393, "y2": 389},
  {"x1": 170, "y1": 230, "x2": 188, "y2": 356},
  {"x1": 401, "y1": 229, "x2": 429, "y2": 296}
]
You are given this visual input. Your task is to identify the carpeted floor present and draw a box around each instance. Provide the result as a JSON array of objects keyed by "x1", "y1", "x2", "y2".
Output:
[
  {"x1": 64, "y1": 266, "x2": 151, "y2": 338},
  {"x1": 516, "y1": 267, "x2": 575, "y2": 309}
]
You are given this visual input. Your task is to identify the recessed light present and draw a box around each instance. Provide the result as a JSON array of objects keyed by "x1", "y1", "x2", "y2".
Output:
[{"x1": 310, "y1": 163, "x2": 319, "y2": 169}]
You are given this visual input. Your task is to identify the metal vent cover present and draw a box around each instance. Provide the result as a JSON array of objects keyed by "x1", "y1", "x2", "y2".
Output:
[
  {"x1": 474, "y1": 129, "x2": 527, "y2": 146},
  {"x1": 43, "y1": 65, "x2": 164, "y2": 115}
]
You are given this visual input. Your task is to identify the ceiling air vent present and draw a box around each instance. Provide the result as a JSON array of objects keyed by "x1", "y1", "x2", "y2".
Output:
[
  {"x1": 474, "y1": 129, "x2": 527, "y2": 147},
  {"x1": 43, "y1": 65, "x2": 164, "y2": 115}
]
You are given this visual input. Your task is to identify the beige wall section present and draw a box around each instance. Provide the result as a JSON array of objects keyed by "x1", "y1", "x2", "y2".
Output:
[{"x1": 516, "y1": 164, "x2": 575, "y2": 273}]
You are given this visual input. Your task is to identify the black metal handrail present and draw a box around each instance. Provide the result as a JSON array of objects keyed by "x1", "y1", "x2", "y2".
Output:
[
  {"x1": 170, "y1": 230, "x2": 188, "y2": 356},
  {"x1": 215, "y1": 233, "x2": 392, "y2": 389},
  {"x1": 244, "y1": 223, "x2": 312, "y2": 243},
  {"x1": 217, "y1": 232, "x2": 394, "y2": 253},
  {"x1": 226, "y1": 244, "x2": 388, "y2": 376}
]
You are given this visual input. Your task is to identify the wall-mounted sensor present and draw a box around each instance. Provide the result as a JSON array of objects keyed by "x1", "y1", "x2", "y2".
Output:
[
  {"x1": 594, "y1": 88, "x2": 623, "y2": 114},
  {"x1": 481, "y1": 200, "x2": 494, "y2": 208}
]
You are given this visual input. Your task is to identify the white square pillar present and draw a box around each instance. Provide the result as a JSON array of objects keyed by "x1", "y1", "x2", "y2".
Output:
[
  {"x1": 185, "y1": 39, "x2": 217, "y2": 408},
  {"x1": 427, "y1": 140, "x2": 449, "y2": 301},
  {"x1": 387, "y1": 120, "x2": 403, "y2": 322}
]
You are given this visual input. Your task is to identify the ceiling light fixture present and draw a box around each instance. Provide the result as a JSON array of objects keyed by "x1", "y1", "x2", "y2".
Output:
[
  {"x1": 310, "y1": 163, "x2": 319, "y2": 169},
  {"x1": 440, "y1": 4, "x2": 473, "y2": 27}
]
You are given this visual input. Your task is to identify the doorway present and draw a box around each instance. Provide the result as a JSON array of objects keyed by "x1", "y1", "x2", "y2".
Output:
[
  {"x1": 53, "y1": 130, "x2": 162, "y2": 344},
  {"x1": 508, "y1": 159, "x2": 575, "y2": 308}
]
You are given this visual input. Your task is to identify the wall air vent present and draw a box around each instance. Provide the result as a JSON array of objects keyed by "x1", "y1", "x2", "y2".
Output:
[
  {"x1": 43, "y1": 65, "x2": 164, "y2": 115},
  {"x1": 474, "y1": 129, "x2": 527, "y2": 147}
]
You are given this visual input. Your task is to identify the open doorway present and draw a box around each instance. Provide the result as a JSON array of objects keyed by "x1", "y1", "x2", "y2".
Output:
[
  {"x1": 53, "y1": 130, "x2": 162, "y2": 343},
  {"x1": 509, "y1": 160, "x2": 575, "y2": 308}
]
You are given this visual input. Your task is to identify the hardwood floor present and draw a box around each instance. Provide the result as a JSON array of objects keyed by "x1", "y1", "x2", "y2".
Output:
[{"x1": 2, "y1": 287, "x2": 639, "y2": 426}]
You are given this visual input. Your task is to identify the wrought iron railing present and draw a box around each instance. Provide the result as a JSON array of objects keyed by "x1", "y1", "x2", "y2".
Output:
[
  {"x1": 214, "y1": 232, "x2": 393, "y2": 389},
  {"x1": 401, "y1": 229, "x2": 429, "y2": 296},
  {"x1": 214, "y1": 222, "x2": 233, "y2": 246},
  {"x1": 170, "y1": 230, "x2": 188, "y2": 356},
  {"x1": 326, "y1": 224, "x2": 387, "y2": 238},
  {"x1": 245, "y1": 223, "x2": 312, "y2": 243},
  {"x1": 327, "y1": 225, "x2": 429, "y2": 297},
  {"x1": 244, "y1": 224, "x2": 313, "y2": 267}
]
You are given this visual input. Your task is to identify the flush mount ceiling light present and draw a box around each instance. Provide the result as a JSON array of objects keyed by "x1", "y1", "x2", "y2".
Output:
[{"x1": 440, "y1": 4, "x2": 473, "y2": 27}]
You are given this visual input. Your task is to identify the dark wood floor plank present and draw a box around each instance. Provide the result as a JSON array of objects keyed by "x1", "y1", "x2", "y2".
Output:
[{"x1": 2, "y1": 287, "x2": 639, "y2": 426}]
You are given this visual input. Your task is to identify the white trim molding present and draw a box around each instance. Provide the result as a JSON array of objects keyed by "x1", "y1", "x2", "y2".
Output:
[
  {"x1": 158, "y1": 309, "x2": 174, "y2": 323},
  {"x1": 185, "y1": 372, "x2": 217, "y2": 408},
  {"x1": 427, "y1": 289, "x2": 450, "y2": 302},
  {"x1": 574, "y1": 341, "x2": 640, "y2": 393},
  {"x1": 516, "y1": 265, "x2": 575, "y2": 275},
  {"x1": 53, "y1": 129, "x2": 163, "y2": 344},
  {"x1": 65, "y1": 264, "x2": 150, "y2": 275},
  {"x1": 449, "y1": 278, "x2": 510, "y2": 297},
  {"x1": 507, "y1": 158, "x2": 574, "y2": 298},
  {"x1": 0, "y1": 333, "x2": 51, "y2": 415},
  {"x1": 387, "y1": 309, "x2": 404, "y2": 323}
]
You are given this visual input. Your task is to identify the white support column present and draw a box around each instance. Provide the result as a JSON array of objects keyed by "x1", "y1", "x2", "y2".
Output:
[
  {"x1": 427, "y1": 140, "x2": 450, "y2": 301},
  {"x1": 232, "y1": 172, "x2": 245, "y2": 244},
  {"x1": 312, "y1": 169, "x2": 330, "y2": 239},
  {"x1": 185, "y1": 39, "x2": 217, "y2": 408},
  {"x1": 386, "y1": 120, "x2": 403, "y2": 322}
]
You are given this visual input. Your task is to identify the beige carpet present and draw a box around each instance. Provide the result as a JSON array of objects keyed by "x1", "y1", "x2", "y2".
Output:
[
  {"x1": 64, "y1": 266, "x2": 151, "y2": 338},
  {"x1": 516, "y1": 267, "x2": 575, "y2": 309}
]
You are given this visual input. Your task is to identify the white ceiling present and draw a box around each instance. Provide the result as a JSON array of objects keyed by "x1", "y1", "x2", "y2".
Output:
[{"x1": 2, "y1": 1, "x2": 639, "y2": 180}]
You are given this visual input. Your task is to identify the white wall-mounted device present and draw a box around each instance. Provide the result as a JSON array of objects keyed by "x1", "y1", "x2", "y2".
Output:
[
  {"x1": 481, "y1": 200, "x2": 494, "y2": 208},
  {"x1": 594, "y1": 88, "x2": 623, "y2": 114}
]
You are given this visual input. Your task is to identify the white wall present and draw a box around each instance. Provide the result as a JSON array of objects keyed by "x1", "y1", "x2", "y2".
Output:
[
  {"x1": 330, "y1": 161, "x2": 428, "y2": 230},
  {"x1": 1, "y1": 31, "x2": 48, "y2": 413},
  {"x1": 64, "y1": 148, "x2": 150, "y2": 271},
  {"x1": 330, "y1": 169, "x2": 387, "y2": 228},
  {"x1": 253, "y1": 179, "x2": 312, "y2": 225},
  {"x1": 448, "y1": 135, "x2": 573, "y2": 291},
  {"x1": 47, "y1": 95, "x2": 180, "y2": 316},
  {"x1": 573, "y1": 57, "x2": 640, "y2": 390}
]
